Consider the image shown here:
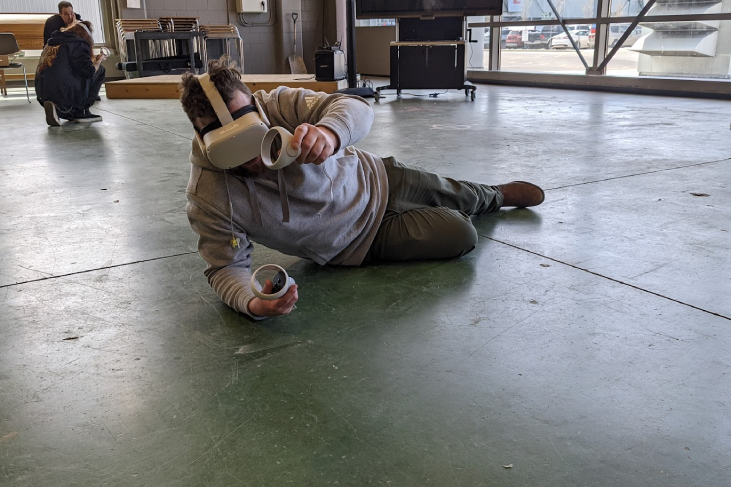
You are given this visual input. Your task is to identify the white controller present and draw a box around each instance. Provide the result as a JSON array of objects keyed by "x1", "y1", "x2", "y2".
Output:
[
  {"x1": 250, "y1": 264, "x2": 296, "y2": 300},
  {"x1": 261, "y1": 127, "x2": 301, "y2": 170}
]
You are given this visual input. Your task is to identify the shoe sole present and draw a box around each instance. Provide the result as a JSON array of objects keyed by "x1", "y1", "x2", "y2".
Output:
[
  {"x1": 73, "y1": 118, "x2": 103, "y2": 123},
  {"x1": 44, "y1": 101, "x2": 60, "y2": 126}
]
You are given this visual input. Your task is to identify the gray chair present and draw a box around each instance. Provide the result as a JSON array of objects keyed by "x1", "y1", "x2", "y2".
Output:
[{"x1": 0, "y1": 33, "x2": 31, "y2": 103}]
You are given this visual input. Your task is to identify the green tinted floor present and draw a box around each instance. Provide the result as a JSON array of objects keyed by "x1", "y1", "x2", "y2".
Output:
[{"x1": 1, "y1": 84, "x2": 730, "y2": 486}]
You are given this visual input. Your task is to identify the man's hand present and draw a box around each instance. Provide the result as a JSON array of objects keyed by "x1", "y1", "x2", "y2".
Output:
[
  {"x1": 247, "y1": 279, "x2": 299, "y2": 317},
  {"x1": 290, "y1": 124, "x2": 339, "y2": 165}
]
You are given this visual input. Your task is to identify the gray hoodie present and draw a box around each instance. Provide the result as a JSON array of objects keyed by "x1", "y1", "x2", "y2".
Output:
[{"x1": 186, "y1": 87, "x2": 388, "y2": 318}]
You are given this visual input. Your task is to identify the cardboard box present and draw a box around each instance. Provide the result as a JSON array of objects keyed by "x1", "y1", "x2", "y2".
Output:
[{"x1": 0, "y1": 55, "x2": 10, "y2": 67}]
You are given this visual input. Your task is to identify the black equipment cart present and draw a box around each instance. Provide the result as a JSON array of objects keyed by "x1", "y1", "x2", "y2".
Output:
[{"x1": 374, "y1": 16, "x2": 476, "y2": 102}]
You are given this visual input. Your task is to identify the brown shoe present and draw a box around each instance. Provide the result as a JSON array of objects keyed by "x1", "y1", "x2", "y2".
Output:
[{"x1": 498, "y1": 181, "x2": 545, "y2": 208}]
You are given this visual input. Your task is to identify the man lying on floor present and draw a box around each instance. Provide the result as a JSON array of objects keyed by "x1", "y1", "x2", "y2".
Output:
[{"x1": 180, "y1": 57, "x2": 545, "y2": 320}]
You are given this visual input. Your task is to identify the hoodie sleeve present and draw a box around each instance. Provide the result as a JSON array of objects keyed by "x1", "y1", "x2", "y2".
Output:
[
  {"x1": 68, "y1": 41, "x2": 96, "y2": 79},
  {"x1": 186, "y1": 197, "x2": 265, "y2": 320},
  {"x1": 260, "y1": 88, "x2": 374, "y2": 152}
]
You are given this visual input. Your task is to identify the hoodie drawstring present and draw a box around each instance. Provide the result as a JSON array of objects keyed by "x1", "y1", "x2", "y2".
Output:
[
  {"x1": 226, "y1": 163, "x2": 332, "y2": 231},
  {"x1": 318, "y1": 165, "x2": 334, "y2": 216},
  {"x1": 243, "y1": 177, "x2": 264, "y2": 226},
  {"x1": 223, "y1": 171, "x2": 241, "y2": 249},
  {"x1": 277, "y1": 170, "x2": 290, "y2": 222}
]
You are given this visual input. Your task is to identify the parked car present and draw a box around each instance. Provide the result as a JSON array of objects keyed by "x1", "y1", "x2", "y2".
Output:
[
  {"x1": 538, "y1": 25, "x2": 565, "y2": 41},
  {"x1": 570, "y1": 24, "x2": 592, "y2": 33},
  {"x1": 610, "y1": 24, "x2": 643, "y2": 47},
  {"x1": 575, "y1": 30, "x2": 591, "y2": 49},
  {"x1": 519, "y1": 29, "x2": 541, "y2": 48},
  {"x1": 484, "y1": 27, "x2": 511, "y2": 49},
  {"x1": 588, "y1": 24, "x2": 643, "y2": 49},
  {"x1": 548, "y1": 30, "x2": 591, "y2": 49},
  {"x1": 534, "y1": 25, "x2": 565, "y2": 47},
  {"x1": 504, "y1": 30, "x2": 524, "y2": 49},
  {"x1": 588, "y1": 25, "x2": 596, "y2": 48},
  {"x1": 523, "y1": 25, "x2": 592, "y2": 49},
  {"x1": 522, "y1": 26, "x2": 558, "y2": 49}
]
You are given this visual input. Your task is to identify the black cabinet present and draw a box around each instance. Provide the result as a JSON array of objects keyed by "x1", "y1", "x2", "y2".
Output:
[{"x1": 376, "y1": 40, "x2": 475, "y2": 101}]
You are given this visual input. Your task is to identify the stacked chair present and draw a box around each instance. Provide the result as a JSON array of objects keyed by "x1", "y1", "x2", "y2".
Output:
[
  {"x1": 115, "y1": 17, "x2": 202, "y2": 78},
  {"x1": 115, "y1": 18, "x2": 162, "y2": 76},
  {"x1": 200, "y1": 25, "x2": 245, "y2": 71},
  {"x1": 114, "y1": 18, "x2": 246, "y2": 77},
  {"x1": 160, "y1": 17, "x2": 200, "y2": 33}
]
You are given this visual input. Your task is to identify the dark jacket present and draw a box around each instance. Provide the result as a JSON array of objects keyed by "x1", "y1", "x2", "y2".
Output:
[
  {"x1": 43, "y1": 13, "x2": 82, "y2": 45},
  {"x1": 35, "y1": 31, "x2": 96, "y2": 110}
]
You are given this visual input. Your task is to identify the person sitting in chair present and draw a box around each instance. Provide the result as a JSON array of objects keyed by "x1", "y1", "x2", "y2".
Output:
[{"x1": 35, "y1": 20, "x2": 107, "y2": 126}]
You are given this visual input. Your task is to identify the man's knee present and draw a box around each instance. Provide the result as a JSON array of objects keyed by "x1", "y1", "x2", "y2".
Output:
[
  {"x1": 427, "y1": 208, "x2": 478, "y2": 258},
  {"x1": 368, "y1": 207, "x2": 478, "y2": 262},
  {"x1": 448, "y1": 211, "x2": 478, "y2": 257}
]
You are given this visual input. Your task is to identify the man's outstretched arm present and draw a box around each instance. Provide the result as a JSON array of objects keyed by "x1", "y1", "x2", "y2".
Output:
[{"x1": 260, "y1": 87, "x2": 374, "y2": 154}]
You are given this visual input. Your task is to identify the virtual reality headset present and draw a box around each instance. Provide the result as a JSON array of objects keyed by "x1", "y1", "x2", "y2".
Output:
[{"x1": 195, "y1": 73, "x2": 269, "y2": 169}]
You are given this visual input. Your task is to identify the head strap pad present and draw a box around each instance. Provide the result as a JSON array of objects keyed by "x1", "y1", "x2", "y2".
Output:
[{"x1": 198, "y1": 73, "x2": 234, "y2": 125}]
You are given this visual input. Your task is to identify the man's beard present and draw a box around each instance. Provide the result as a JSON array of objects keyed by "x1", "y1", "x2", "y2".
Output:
[
  {"x1": 230, "y1": 165, "x2": 258, "y2": 178},
  {"x1": 229, "y1": 157, "x2": 266, "y2": 178}
]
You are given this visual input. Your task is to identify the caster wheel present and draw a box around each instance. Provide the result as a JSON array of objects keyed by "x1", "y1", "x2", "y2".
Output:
[
  {"x1": 471, "y1": 91, "x2": 475, "y2": 101},
  {"x1": 375, "y1": 91, "x2": 380, "y2": 102}
]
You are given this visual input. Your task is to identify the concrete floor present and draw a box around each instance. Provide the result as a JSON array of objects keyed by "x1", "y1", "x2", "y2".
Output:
[{"x1": 1, "y1": 83, "x2": 730, "y2": 486}]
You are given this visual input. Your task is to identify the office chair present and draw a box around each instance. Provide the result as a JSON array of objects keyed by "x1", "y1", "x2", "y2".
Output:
[{"x1": 0, "y1": 33, "x2": 31, "y2": 103}]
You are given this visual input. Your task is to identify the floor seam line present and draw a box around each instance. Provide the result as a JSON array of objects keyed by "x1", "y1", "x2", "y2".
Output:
[
  {"x1": 544, "y1": 156, "x2": 731, "y2": 191},
  {"x1": 479, "y1": 235, "x2": 731, "y2": 322},
  {"x1": 0, "y1": 251, "x2": 198, "y2": 289},
  {"x1": 94, "y1": 108, "x2": 192, "y2": 140}
]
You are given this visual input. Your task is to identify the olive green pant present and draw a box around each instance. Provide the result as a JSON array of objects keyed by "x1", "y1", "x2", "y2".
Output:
[{"x1": 365, "y1": 157, "x2": 503, "y2": 262}]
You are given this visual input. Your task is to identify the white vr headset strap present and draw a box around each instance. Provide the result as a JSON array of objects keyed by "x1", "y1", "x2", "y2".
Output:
[{"x1": 198, "y1": 73, "x2": 234, "y2": 125}]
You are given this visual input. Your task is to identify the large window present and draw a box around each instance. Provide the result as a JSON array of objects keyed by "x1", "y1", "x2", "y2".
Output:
[
  {"x1": 505, "y1": 0, "x2": 598, "y2": 20},
  {"x1": 356, "y1": 19, "x2": 397, "y2": 27},
  {"x1": 469, "y1": 0, "x2": 731, "y2": 90}
]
